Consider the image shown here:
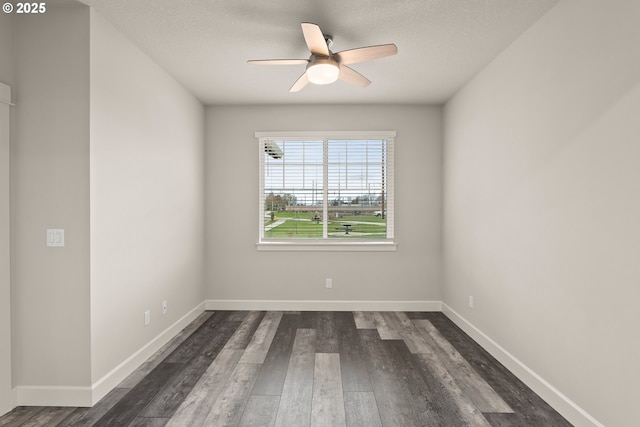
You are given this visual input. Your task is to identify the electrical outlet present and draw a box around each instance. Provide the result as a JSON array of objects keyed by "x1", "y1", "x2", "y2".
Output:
[
  {"x1": 144, "y1": 310, "x2": 151, "y2": 326},
  {"x1": 468, "y1": 295, "x2": 474, "y2": 308},
  {"x1": 162, "y1": 300, "x2": 167, "y2": 315},
  {"x1": 326, "y1": 278, "x2": 333, "y2": 289}
]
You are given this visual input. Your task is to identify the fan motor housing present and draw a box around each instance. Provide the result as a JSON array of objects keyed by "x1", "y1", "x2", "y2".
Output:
[{"x1": 307, "y1": 55, "x2": 339, "y2": 69}]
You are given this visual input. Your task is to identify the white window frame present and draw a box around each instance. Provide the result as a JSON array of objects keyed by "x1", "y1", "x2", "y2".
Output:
[{"x1": 256, "y1": 131, "x2": 397, "y2": 252}]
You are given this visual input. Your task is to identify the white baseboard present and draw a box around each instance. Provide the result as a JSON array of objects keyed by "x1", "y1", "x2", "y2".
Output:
[
  {"x1": 90, "y1": 301, "x2": 206, "y2": 405},
  {"x1": 14, "y1": 385, "x2": 93, "y2": 408},
  {"x1": 12, "y1": 302, "x2": 206, "y2": 408},
  {"x1": 205, "y1": 299, "x2": 441, "y2": 312},
  {"x1": 441, "y1": 303, "x2": 604, "y2": 427}
]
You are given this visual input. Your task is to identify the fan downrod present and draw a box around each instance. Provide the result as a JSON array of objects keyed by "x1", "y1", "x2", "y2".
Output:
[{"x1": 323, "y1": 34, "x2": 334, "y2": 50}]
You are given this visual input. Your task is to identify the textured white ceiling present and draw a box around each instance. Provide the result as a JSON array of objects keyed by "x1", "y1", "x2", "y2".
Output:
[{"x1": 77, "y1": 0, "x2": 559, "y2": 105}]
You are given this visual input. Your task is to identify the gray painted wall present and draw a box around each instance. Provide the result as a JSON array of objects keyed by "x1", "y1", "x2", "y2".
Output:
[
  {"x1": 443, "y1": 0, "x2": 640, "y2": 425},
  {"x1": 205, "y1": 105, "x2": 442, "y2": 305},
  {"x1": 12, "y1": 5, "x2": 92, "y2": 390},
  {"x1": 89, "y1": 9, "x2": 206, "y2": 384},
  {"x1": 1, "y1": 5, "x2": 206, "y2": 411}
]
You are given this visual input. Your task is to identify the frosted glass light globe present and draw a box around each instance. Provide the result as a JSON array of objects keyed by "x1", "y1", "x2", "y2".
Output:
[{"x1": 307, "y1": 60, "x2": 339, "y2": 85}]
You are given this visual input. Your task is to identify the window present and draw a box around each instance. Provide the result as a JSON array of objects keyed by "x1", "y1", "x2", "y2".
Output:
[{"x1": 257, "y1": 131, "x2": 395, "y2": 251}]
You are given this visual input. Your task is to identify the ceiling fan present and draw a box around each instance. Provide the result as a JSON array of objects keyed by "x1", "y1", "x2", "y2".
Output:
[{"x1": 247, "y1": 22, "x2": 398, "y2": 92}]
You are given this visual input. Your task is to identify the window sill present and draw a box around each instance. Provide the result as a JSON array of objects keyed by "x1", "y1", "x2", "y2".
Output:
[{"x1": 256, "y1": 240, "x2": 397, "y2": 252}]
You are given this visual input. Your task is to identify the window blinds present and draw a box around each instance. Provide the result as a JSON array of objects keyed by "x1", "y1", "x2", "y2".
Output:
[{"x1": 259, "y1": 134, "x2": 394, "y2": 242}]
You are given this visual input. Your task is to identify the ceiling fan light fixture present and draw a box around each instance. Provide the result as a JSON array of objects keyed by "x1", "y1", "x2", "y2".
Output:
[
  {"x1": 248, "y1": 23, "x2": 398, "y2": 92},
  {"x1": 306, "y1": 58, "x2": 339, "y2": 85}
]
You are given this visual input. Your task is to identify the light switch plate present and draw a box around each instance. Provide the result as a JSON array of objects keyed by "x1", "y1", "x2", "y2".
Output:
[{"x1": 46, "y1": 229, "x2": 65, "y2": 247}]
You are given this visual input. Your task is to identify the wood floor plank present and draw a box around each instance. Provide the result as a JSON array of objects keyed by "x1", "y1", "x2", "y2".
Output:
[
  {"x1": 413, "y1": 319, "x2": 513, "y2": 413},
  {"x1": 298, "y1": 311, "x2": 319, "y2": 329},
  {"x1": 483, "y1": 412, "x2": 524, "y2": 427},
  {"x1": 118, "y1": 311, "x2": 215, "y2": 389},
  {"x1": 57, "y1": 388, "x2": 130, "y2": 427},
  {"x1": 274, "y1": 329, "x2": 316, "y2": 427},
  {"x1": 380, "y1": 311, "x2": 404, "y2": 338},
  {"x1": 333, "y1": 311, "x2": 357, "y2": 331},
  {"x1": 315, "y1": 311, "x2": 339, "y2": 353},
  {"x1": 224, "y1": 311, "x2": 266, "y2": 350},
  {"x1": 94, "y1": 362, "x2": 182, "y2": 426},
  {"x1": 352, "y1": 311, "x2": 376, "y2": 329},
  {"x1": 385, "y1": 311, "x2": 433, "y2": 354},
  {"x1": 415, "y1": 351, "x2": 491, "y2": 426},
  {"x1": 166, "y1": 349, "x2": 244, "y2": 427},
  {"x1": 116, "y1": 361, "x2": 159, "y2": 391},
  {"x1": 139, "y1": 320, "x2": 241, "y2": 418},
  {"x1": 426, "y1": 313, "x2": 573, "y2": 427},
  {"x1": 338, "y1": 316, "x2": 373, "y2": 392},
  {"x1": 201, "y1": 363, "x2": 261, "y2": 427},
  {"x1": 128, "y1": 416, "x2": 169, "y2": 426},
  {"x1": 383, "y1": 339, "x2": 471, "y2": 427},
  {"x1": 226, "y1": 311, "x2": 250, "y2": 322},
  {"x1": 239, "y1": 311, "x2": 283, "y2": 364},
  {"x1": 239, "y1": 395, "x2": 280, "y2": 427},
  {"x1": 311, "y1": 353, "x2": 346, "y2": 427},
  {"x1": 18, "y1": 407, "x2": 75, "y2": 427},
  {"x1": 147, "y1": 311, "x2": 214, "y2": 365},
  {"x1": 404, "y1": 311, "x2": 433, "y2": 319},
  {"x1": 343, "y1": 392, "x2": 382, "y2": 427},
  {"x1": 358, "y1": 329, "x2": 420, "y2": 427},
  {"x1": 164, "y1": 311, "x2": 229, "y2": 364},
  {"x1": 250, "y1": 313, "x2": 298, "y2": 396},
  {"x1": 372, "y1": 311, "x2": 402, "y2": 340},
  {"x1": 0, "y1": 406, "x2": 45, "y2": 427},
  {"x1": 340, "y1": 351, "x2": 372, "y2": 393}
]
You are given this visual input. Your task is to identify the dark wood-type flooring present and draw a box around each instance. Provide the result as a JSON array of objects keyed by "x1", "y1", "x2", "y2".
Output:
[{"x1": 0, "y1": 311, "x2": 572, "y2": 426}]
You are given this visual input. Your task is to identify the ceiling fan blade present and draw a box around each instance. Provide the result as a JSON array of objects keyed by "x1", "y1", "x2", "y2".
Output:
[
  {"x1": 289, "y1": 72, "x2": 310, "y2": 92},
  {"x1": 247, "y1": 59, "x2": 309, "y2": 65},
  {"x1": 334, "y1": 44, "x2": 398, "y2": 65},
  {"x1": 301, "y1": 22, "x2": 330, "y2": 56},
  {"x1": 338, "y1": 64, "x2": 371, "y2": 88}
]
